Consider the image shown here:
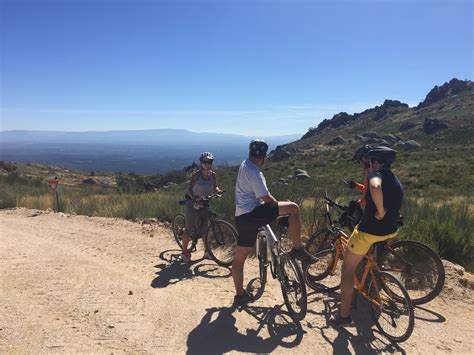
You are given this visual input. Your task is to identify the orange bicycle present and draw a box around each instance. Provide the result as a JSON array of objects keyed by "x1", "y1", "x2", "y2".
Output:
[
  {"x1": 305, "y1": 196, "x2": 444, "y2": 305},
  {"x1": 304, "y1": 197, "x2": 415, "y2": 342}
]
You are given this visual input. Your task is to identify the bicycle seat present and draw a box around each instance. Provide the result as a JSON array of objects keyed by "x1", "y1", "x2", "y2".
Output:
[{"x1": 179, "y1": 200, "x2": 187, "y2": 206}]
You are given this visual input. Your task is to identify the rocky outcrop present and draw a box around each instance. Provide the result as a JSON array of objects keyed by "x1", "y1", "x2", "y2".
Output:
[
  {"x1": 417, "y1": 78, "x2": 473, "y2": 108},
  {"x1": 301, "y1": 99, "x2": 409, "y2": 140},
  {"x1": 423, "y1": 117, "x2": 448, "y2": 134},
  {"x1": 326, "y1": 136, "x2": 346, "y2": 145},
  {"x1": 271, "y1": 145, "x2": 294, "y2": 161},
  {"x1": 399, "y1": 121, "x2": 417, "y2": 132}
]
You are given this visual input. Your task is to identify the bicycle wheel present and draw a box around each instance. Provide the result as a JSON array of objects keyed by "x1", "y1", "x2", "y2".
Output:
[
  {"x1": 305, "y1": 229, "x2": 337, "y2": 255},
  {"x1": 172, "y1": 214, "x2": 186, "y2": 249},
  {"x1": 367, "y1": 271, "x2": 414, "y2": 343},
  {"x1": 205, "y1": 220, "x2": 237, "y2": 267},
  {"x1": 304, "y1": 248, "x2": 341, "y2": 291},
  {"x1": 280, "y1": 255, "x2": 307, "y2": 320},
  {"x1": 378, "y1": 240, "x2": 445, "y2": 305}
]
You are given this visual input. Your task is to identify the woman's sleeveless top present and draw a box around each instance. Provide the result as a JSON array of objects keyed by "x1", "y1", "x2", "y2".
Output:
[{"x1": 192, "y1": 170, "x2": 215, "y2": 197}]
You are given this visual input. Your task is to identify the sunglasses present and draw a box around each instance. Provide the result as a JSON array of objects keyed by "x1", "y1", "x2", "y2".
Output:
[{"x1": 202, "y1": 160, "x2": 213, "y2": 165}]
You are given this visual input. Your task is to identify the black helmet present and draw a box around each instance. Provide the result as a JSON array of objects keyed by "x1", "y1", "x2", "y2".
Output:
[
  {"x1": 352, "y1": 145, "x2": 372, "y2": 161},
  {"x1": 367, "y1": 146, "x2": 397, "y2": 164},
  {"x1": 249, "y1": 139, "x2": 269, "y2": 158},
  {"x1": 199, "y1": 152, "x2": 214, "y2": 162}
]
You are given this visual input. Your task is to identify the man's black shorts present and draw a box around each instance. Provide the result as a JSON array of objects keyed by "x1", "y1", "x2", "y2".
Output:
[{"x1": 235, "y1": 203, "x2": 279, "y2": 247}]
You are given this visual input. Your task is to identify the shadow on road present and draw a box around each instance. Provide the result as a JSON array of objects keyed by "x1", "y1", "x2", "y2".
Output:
[
  {"x1": 151, "y1": 249, "x2": 231, "y2": 288},
  {"x1": 186, "y1": 305, "x2": 303, "y2": 354},
  {"x1": 306, "y1": 290, "x2": 407, "y2": 354},
  {"x1": 414, "y1": 305, "x2": 446, "y2": 323}
]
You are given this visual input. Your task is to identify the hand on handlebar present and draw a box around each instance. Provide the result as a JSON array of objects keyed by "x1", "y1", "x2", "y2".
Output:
[{"x1": 342, "y1": 179, "x2": 356, "y2": 189}]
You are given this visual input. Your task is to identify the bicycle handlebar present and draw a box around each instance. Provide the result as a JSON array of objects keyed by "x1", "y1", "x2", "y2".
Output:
[
  {"x1": 323, "y1": 196, "x2": 348, "y2": 212},
  {"x1": 179, "y1": 190, "x2": 226, "y2": 205}
]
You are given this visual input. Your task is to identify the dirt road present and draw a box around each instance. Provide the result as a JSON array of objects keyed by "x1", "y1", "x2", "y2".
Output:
[{"x1": 1, "y1": 208, "x2": 473, "y2": 354}]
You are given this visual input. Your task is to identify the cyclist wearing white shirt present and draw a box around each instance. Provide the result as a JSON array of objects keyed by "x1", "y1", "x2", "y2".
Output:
[{"x1": 232, "y1": 139, "x2": 316, "y2": 305}]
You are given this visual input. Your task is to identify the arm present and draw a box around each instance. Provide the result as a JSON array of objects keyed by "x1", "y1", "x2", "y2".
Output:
[
  {"x1": 261, "y1": 194, "x2": 278, "y2": 204},
  {"x1": 187, "y1": 172, "x2": 199, "y2": 197},
  {"x1": 212, "y1": 171, "x2": 222, "y2": 193},
  {"x1": 369, "y1": 176, "x2": 386, "y2": 220}
]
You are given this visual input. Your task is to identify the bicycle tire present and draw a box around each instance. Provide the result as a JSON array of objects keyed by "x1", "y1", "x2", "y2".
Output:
[
  {"x1": 280, "y1": 255, "x2": 307, "y2": 320},
  {"x1": 172, "y1": 214, "x2": 186, "y2": 249},
  {"x1": 304, "y1": 248, "x2": 341, "y2": 292},
  {"x1": 205, "y1": 219, "x2": 237, "y2": 267},
  {"x1": 305, "y1": 229, "x2": 338, "y2": 256},
  {"x1": 378, "y1": 240, "x2": 445, "y2": 305},
  {"x1": 258, "y1": 236, "x2": 268, "y2": 290},
  {"x1": 367, "y1": 271, "x2": 415, "y2": 343}
]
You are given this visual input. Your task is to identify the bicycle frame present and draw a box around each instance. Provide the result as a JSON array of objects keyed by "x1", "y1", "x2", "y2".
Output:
[
  {"x1": 259, "y1": 224, "x2": 283, "y2": 280},
  {"x1": 328, "y1": 231, "x2": 385, "y2": 308},
  {"x1": 178, "y1": 194, "x2": 222, "y2": 250}
]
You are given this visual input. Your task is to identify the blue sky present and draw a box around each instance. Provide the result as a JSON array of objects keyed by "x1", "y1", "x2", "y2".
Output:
[{"x1": 1, "y1": 0, "x2": 472, "y2": 136}]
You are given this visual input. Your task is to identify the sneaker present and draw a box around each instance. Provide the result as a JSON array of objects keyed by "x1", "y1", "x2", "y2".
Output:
[
  {"x1": 202, "y1": 251, "x2": 212, "y2": 260},
  {"x1": 329, "y1": 313, "x2": 354, "y2": 328},
  {"x1": 233, "y1": 290, "x2": 253, "y2": 306},
  {"x1": 289, "y1": 247, "x2": 318, "y2": 264},
  {"x1": 181, "y1": 250, "x2": 191, "y2": 262}
]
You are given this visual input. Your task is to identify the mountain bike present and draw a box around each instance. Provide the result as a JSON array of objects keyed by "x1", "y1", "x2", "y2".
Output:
[
  {"x1": 256, "y1": 224, "x2": 307, "y2": 320},
  {"x1": 305, "y1": 200, "x2": 414, "y2": 341},
  {"x1": 304, "y1": 195, "x2": 445, "y2": 305},
  {"x1": 172, "y1": 191, "x2": 237, "y2": 267}
]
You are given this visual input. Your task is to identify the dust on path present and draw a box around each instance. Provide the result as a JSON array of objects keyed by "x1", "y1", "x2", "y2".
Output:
[{"x1": 0, "y1": 208, "x2": 473, "y2": 354}]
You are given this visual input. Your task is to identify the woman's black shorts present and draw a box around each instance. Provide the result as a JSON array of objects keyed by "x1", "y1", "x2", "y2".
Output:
[{"x1": 235, "y1": 203, "x2": 279, "y2": 247}]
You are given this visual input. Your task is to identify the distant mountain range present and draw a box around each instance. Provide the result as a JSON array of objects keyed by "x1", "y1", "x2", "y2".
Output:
[{"x1": 0, "y1": 129, "x2": 299, "y2": 174}]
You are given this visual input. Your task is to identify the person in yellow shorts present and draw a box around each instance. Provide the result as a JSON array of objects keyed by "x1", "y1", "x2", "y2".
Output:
[{"x1": 330, "y1": 146, "x2": 403, "y2": 327}]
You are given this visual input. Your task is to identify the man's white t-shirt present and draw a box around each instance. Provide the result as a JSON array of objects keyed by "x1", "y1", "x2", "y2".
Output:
[{"x1": 235, "y1": 159, "x2": 270, "y2": 216}]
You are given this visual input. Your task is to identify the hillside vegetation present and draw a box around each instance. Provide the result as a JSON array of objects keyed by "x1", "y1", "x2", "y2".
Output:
[{"x1": 1, "y1": 78, "x2": 473, "y2": 268}]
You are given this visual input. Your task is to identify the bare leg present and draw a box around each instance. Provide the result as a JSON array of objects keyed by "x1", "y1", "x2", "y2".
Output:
[
  {"x1": 232, "y1": 246, "x2": 253, "y2": 295},
  {"x1": 339, "y1": 250, "x2": 365, "y2": 317},
  {"x1": 182, "y1": 233, "x2": 191, "y2": 252},
  {"x1": 277, "y1": 202, "x2": 302, "y2": 249}
]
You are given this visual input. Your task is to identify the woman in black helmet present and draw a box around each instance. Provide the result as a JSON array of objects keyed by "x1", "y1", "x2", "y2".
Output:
[
  {"x1": 331, "y1": 146, "x2": 404, "y2": 327},
  {"x1": 181, "y1": 152, "x2": 222, "y2": 262},
  {"x1": 344, "y1": 145, "x2": 372, "y2": 207}
]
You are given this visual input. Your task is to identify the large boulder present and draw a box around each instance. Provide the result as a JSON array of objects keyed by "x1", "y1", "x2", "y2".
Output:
[
  {"x1": 423, "y1": 117, "x2": 448, "y2": 134},
  {"x1": 326, "y1": 136, "x2": 346, "y2": 146},
  {"x1": 361, "y1": 137, "x2": 379, "y2": 144},
  {"x1": 394, "y1": 141, "x2": 406, "y2": 149},
  {"x1": 362, "y1": 132, "x2": 380, "y2": 139},
  {"x1": 376, "y1": 139, "x2": 391, "y2": 147},
  {"x1": 399, "y1": 121, "x2": 417, "y2": 132},
  {"x1": 404, "y1": 140, "x2": 421, "y2": 150},
  {"x1": 82, "y1": 178, "x2": 96, "y2": 184},
  {"x1": 294, "y1": 169, "x2": 310, "y2": 180},
  {"x1": 271, "y1": 145, "x2": 293, "y2": 161},
  {"x1": 381, "y1": 134, "x2": 399, "y2": 145}
]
